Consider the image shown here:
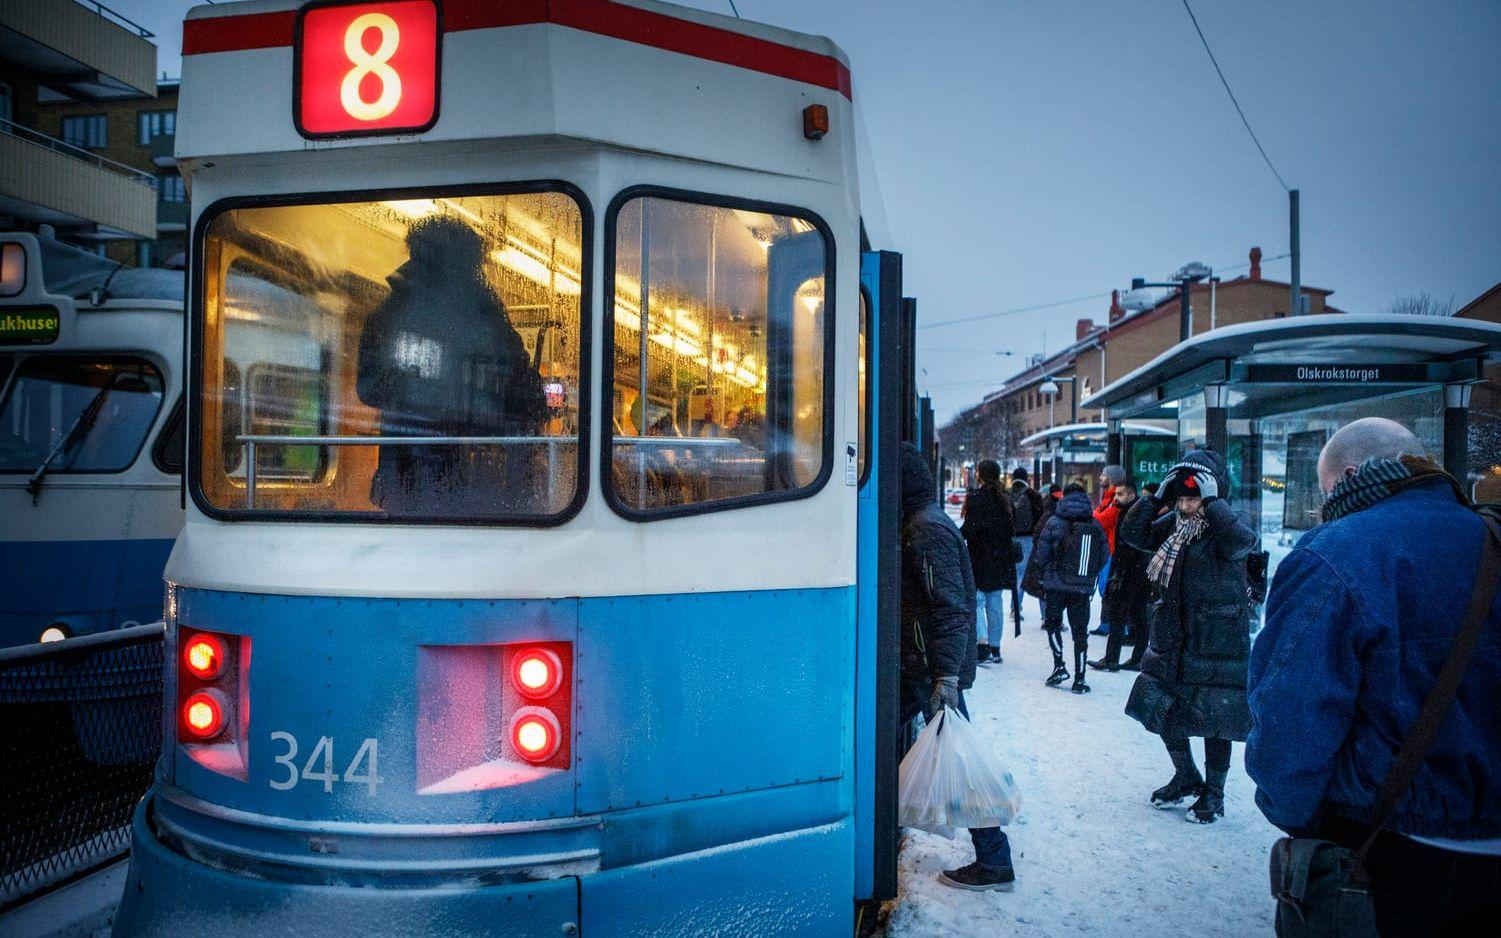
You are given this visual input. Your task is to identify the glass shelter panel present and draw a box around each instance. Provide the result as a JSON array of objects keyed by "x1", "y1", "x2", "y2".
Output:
[
  {"x1": 197, "y1": 190, "x2": 586, "y2": 521},
  {"x1": 608, "y1": 196, "x2": 830, "y2": 513}
]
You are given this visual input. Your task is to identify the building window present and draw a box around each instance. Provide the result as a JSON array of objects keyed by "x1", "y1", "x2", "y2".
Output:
[
  {"x1": 138, "y1": 109, "x2": 175, "y2": 145},
  {"x1": 0, "y1": 82, "x2": 12, "y2": 125},
  {"x1": 61, "y1": 115, "x2": 107, "y2": 149},
  {"x1": 157, "y1": 174, "x2": 186, "y2": 202}
]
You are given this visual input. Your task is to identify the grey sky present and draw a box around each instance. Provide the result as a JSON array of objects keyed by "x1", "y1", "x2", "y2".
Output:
[{"x1": 112, "y1": 0, "x2": 1501, "y2": 422}]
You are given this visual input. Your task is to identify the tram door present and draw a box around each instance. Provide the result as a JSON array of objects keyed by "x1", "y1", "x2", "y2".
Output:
[{"x1": 855, "y1": 250, "x2": 904, "y2": 901}]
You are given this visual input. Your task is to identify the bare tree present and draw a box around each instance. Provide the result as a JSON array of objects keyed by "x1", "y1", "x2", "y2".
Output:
[{"x1": 1384, "y1": 291, "x2": 1456, "y2": 317}]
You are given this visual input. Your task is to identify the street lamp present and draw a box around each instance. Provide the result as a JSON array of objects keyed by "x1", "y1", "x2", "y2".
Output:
[
  {"x1": 1123, "y1": 262, "x2": 1212, "y2": 343},
  {"x1": 1038, "y1": 374, "x2": 1076, "y2": 428}
]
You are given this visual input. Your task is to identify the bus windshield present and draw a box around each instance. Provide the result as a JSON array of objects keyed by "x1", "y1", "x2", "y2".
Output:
[{"x1": 196, "y1": 188, "x2": 586, "y2": 522}]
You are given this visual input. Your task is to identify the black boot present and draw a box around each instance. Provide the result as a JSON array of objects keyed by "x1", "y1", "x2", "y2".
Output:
[
  {"x1": 1071, "y1": 647, "x2": 1090, "y2": 694},
  {"x1": 977, "y1": 644, "x2": 991, "y2": 664},
  {"x1": 1188, "y1": 759, "x2": 1229, "y2": 823},
  {"x1": 1122, "y1": 623, "x2": 1147, "y2": 671},
  {"x1": 1152, "y1": 743, "x2": 1204, "y2": 808},
  {"x1": 1091, "y1": 626, "x2": 1123, "y2": 671},
  {"x1": 1045, "y1": 628, "x2": 1068, "y2": 686},
  {"x1": 987, "y1": 644, "x2": 1002, "y2": 664}
]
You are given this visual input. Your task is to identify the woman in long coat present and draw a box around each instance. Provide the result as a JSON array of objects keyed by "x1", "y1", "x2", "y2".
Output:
[
  {"x1": 1118, "y1": 448, "x2": 1257, "y2": 824},
  {"x1": 961, "y1": 460, "x2": 1018, "y2": 664}
]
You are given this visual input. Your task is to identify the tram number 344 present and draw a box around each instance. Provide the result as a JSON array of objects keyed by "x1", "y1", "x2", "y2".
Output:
[{"x1": 269, "y1": 732, "x2": 384, "y2": 795}]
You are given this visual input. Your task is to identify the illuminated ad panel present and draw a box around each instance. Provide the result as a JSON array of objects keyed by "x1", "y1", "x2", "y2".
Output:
[{"x1": 295, "y1": 0, "x2": 441, "y2": 138}]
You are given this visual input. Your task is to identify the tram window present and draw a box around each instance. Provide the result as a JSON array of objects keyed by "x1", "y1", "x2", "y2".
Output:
[
  {"x1": 197, "y1": 187, "x2": 587, "y2": 522},
  {"x1": 0, "y1": 356, "x2": 164, "y2": 473},
  {"x1": 153, "y1": 395, "x2": 185, "y2": 475},
  {"x1": 858, "y1": 289, "x2": 868, "y2": 486},
  {"x1": 606, "y1": 194, "x2": 832, "y2": 516}
]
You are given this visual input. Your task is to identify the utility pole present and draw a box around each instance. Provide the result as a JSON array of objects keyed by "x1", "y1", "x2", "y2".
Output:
[{"x1": 1289, "y1": 188, "x2": 1301, "y2": 315}]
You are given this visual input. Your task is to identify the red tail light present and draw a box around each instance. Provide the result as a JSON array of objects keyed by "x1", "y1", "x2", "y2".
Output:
[
  {"x1": 182, "y1": 689, "x2": 228, "y2": 740},
  {"x1": 511, "y1": 648, "x2": 562, "y2": 699},
  {"x1": 183, "y1": 633, "x2": 226, "y2": 680},
  {"x1": 510, "y1": 707, "x2": 561, "y2": 763}
]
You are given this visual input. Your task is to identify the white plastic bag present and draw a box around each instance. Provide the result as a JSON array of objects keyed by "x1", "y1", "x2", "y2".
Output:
[{"x1": 897, "y1": 707, "x2": 1021, "y2": 836}]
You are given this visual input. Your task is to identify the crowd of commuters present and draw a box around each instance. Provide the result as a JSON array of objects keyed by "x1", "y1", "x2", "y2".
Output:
[{"x1": 905, "y1": 415, "x2": 1499, "y2": 928}]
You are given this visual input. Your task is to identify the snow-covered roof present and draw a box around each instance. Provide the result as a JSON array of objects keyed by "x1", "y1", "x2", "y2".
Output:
[{"x1": 1018, "y1": 421, "x2": 1174, "y2": 449}]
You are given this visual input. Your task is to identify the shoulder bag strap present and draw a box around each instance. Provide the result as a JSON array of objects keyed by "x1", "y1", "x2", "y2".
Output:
[{"x1": 1354, "y1": 512, "x2": 1501, "y2": 871}]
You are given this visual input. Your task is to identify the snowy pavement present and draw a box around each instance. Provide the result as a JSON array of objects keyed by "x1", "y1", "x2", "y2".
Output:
[{"x1": 883, "y1": 593, "x2": 1280, "y2": 938}]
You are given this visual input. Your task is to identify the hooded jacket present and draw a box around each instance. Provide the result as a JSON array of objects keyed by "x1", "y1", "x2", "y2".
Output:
[
  {"x1": 1032, "y1": 489, "x2": 1107, "y2": 595},
  {"x1": 1120, "y1": 449, "x2": 1258, "y2": 741},
  {"x1": 961, "y1": 483, "x2": 1017, "y2": 592},
  {"x1": 900, "y1": 444, "x2": 978, "y2": 689}
]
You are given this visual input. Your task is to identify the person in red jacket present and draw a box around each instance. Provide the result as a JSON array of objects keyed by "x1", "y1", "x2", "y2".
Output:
[{"x1": 1093, "y1": 464, "x2": 1128, "y2": 552}]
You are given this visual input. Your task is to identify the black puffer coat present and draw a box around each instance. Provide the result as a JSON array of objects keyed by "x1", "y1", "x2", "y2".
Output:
[
  {"x1": 900, "y1": 445, "x2": 978, "y2": 690},
  {"x1": 961, "y1": 485, "x2": 1017, "y2": 592},
  {"x1": 1121, "y1": 449, "x2": 1258, "y2": 741}
]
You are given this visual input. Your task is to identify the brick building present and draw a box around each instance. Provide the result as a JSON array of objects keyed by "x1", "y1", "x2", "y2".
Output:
[{"x1": 940, "y1": 247, "x2": 1339, "y2": 483}]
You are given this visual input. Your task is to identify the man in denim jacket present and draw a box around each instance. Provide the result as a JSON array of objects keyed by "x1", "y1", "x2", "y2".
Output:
[{"x1": 1247, "y1": 418, "x2": 1501, "y2": 934}]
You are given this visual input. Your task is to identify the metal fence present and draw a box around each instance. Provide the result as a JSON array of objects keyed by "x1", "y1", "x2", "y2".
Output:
[{"x1": 0, "y1": 624, "x2": 163, "y2": 910}]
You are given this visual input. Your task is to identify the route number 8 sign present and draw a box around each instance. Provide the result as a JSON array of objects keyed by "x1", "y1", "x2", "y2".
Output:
[{"x1": 296, "y1": 0, "x2": 440, "y2": 138}]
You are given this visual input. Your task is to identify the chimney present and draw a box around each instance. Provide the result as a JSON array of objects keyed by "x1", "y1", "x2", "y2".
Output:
[
  {"x1": 1076, "y1": 318, "x2": 1095, "y2": 342},
  {"x1": 1249, "y1": 246, "x2": 1262, "y2": 281},
  {"x1": 1108, "y1": 289, "x2": 1125, "y2": 323}
]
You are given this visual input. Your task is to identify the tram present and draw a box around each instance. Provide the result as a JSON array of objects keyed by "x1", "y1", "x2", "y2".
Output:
[
  {"x1": 0, "y1": 232, "x2": 185, "y2": 648},
  {"x1": 119, "y1": 2, "x2": 914, "y2": 934}
]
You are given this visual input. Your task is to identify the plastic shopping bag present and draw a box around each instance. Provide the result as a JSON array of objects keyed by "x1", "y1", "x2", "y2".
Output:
[{"x1": 897, "y1": 708, "x2": 1021, "y2": 837}]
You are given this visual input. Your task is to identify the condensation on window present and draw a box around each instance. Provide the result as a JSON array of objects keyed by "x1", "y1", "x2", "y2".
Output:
[
  {"x1": 0, "y1": 356, "x2": 164, "y2": 473},
  {"x1": 609, "y1": 197, "x2": 828, "y2": 512},
  {"x1": 198, "y1": 191, "x2": 585, "y2": 520}
]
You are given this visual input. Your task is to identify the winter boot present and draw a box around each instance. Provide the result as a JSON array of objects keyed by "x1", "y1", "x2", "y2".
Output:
[
  {"x1": 977, "y1": 644, "x2": 991, "y2": 665},
  {"x1": 987, "y1": 644, "x2": 1002, "y2": 665},
  {"x1": 937, "y1": 861, "x2": 1016, "y2": 892},
  {"x1": 1187, "y1": 765, "x2": 1228, "y2": 824},
  {"x1": 1071, "y1": 648, "x2": 1091, "y2": 694},
  {"x1": 1152, "y1": 747, "x2": 1204, "y2": 809},
  {"x1": 1044, "y1": 628, "x2": 1068, "y2": 685},
  {"x1": 1091, "y1": 627, "x2": 1123, "y2": 671}
]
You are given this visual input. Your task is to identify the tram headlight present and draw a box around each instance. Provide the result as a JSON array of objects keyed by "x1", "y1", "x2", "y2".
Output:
[
  {"x1": 183, "y1": 632, "x2": 227, "y2": 680},
  {"x1": 182, "y1": 689, "x2": 229, "y2": 741},
  {"x1": 509, "y1": 706, "x2": 561, "y2": 763},
  {"x1": 511, "y1": 648, "x2": 563, "y2": 699}
]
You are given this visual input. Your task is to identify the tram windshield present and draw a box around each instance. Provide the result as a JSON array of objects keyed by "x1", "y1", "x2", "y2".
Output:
[
  {"x1": 197, "y1": 189, "x2": 585, "y2": 521},
  {"x1": 0, "y1": 356, "x2": 165, "y2": 473},
  {"x1": 608, "y1": 196, "x2": 829, "y2": 513}
]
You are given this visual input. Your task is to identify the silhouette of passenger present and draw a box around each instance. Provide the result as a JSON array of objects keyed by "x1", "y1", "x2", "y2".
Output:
[{"x1": 356, "y1": 217, "x2": 546, "y2": 514}]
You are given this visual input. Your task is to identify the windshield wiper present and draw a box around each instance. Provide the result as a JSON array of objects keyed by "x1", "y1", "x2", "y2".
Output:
[{"x1": 26, "y1": 384, "x2": 112, "y2": 504}]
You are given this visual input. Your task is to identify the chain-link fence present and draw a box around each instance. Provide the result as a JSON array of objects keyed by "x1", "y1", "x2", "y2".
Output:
[{"x1": 0, "y1": 624, "x2": 163, "y2": 910}]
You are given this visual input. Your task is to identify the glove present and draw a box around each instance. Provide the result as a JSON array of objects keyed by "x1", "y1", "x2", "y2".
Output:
[
  {"x1": 1188, "y1": 470, "x2": 1219, "y2": 500},
  {"x1": 1155, "y1": 465, "x2": 1185, "y2": 501},
  {"x1": 929, "y1": 675, "x2": 961, "y2": 716}
]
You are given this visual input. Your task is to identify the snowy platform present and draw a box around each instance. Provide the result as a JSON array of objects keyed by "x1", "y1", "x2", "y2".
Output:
[{"x1": 883, "y1": 593, "x2": 1279, "y2": 937}]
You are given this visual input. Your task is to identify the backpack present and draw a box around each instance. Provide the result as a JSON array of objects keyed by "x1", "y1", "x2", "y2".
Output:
[
  {"x1": 1010, "y1": 488, "x2": 1036, "y2": 533},
  {"x1": 1056, "y1": 520, "x2": 1107, "y2": 590}
]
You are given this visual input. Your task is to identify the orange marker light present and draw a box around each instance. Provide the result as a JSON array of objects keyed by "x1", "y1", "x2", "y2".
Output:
[
  {"x1": 511, "y1": 648, "x2": 562, "y2": 698},
  {"x1": 183, "y1": 633, "x2": 226, "y2": 680},
  {"x1": 510, "y1": 707, "x2": 561, "y2": 763},
  {"x1": 182, "y1": 690, "x2": 227, "y2": 740}
]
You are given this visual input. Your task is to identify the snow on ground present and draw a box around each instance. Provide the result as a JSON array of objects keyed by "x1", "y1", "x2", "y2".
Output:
[{"x1": 882, "y1": 593, "x2": 1280, "y2": 938}]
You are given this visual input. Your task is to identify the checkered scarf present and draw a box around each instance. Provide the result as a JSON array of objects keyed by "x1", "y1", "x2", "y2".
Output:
[
  {"x1": 1147, "y1": 511, "x2": 1207, "y2": 589},
  {"x1": 1322, "y1": 454, "x2": 1464, "y2": 522}
]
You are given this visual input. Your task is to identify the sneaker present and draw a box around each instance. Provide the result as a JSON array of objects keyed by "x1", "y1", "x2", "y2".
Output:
[
  {"x1": 1186, "y1": 787, "x2": 1225, "y2": 824},
  {"x1": 937, "y1": 861, "x2": 1016, "y2": 892},
  {"x1": 1071, "y1": 677, "x2": 1091, "y2": 694},
  {"x1": 1091, "y1": 624, "x2": 1110, "y2": 636},
  {"x1": 1120, "y1": 659, "x2": 1142, "y2": 672},
  {"x1": 1152, "y1": 774, "x2": 1204, "y2": 809},
  {"x1": 1087, "y1": 658, "x2": 1119, "y2": 672},
  {"x1": 988, "y1": 645, "x2": 1002, "y2": 664},
  {"x1": 1044, "y1": 665, "x2": 1069, "y2": 687}
]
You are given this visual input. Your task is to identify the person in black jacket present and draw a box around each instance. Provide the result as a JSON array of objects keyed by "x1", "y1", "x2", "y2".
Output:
[
  {"x1": 1119, "y1": 449, "x2": 1257, "y2": 824},
  {"x1": 961, "y1": 460, "x2": 1017, "y2": 664},
  {"x1": 1031, "y1": 483, "x2": 1108, "y2": 694},
  {"x1": 1008, "y1": 469, "x2": 1045, "y2": 626},
  {"x1": 1090, "y1": 479, "x2": 1150, "y2": 672},
  {"x1": 899, "y1": 443, "x2": 1015, "y2": 891}
]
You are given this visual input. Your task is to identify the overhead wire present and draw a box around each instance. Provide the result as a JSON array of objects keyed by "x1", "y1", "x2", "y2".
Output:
[{"x1": 1180, "y1": 0, "x2": 1290, "y2": 192}]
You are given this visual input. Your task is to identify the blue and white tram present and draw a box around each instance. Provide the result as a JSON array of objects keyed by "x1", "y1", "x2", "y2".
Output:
[
  {"x1": 0, "y1": 233, "x2": 185, "y2": 648},
  {"x1": 120, "y1": 2, "x2": 911, "y2": 933}
]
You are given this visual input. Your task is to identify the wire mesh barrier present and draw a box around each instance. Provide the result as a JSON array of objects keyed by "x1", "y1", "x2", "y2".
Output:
[{"x1": 0, "y1": 624, "x2": 163, "y2": 910}]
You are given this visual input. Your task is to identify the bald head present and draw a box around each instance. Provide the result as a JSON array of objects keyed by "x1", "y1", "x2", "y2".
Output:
[{"x1": 1318, "y1": 418, "x2": 1424, "y2": 493}]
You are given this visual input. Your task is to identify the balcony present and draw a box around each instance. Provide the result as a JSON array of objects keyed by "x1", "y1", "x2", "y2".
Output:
[
  {"x1": 0, "y1": 0, "x2": 156, "y2": 100},
  {"x1": 0, "y1": 117, "x2": 155, "y2": 239},
  {"x1": 156, "y1": 198, "x2": 187, "y2": 231},
  {"x1": 149, "y1": 131, "x2": 175, "y2": 168}
]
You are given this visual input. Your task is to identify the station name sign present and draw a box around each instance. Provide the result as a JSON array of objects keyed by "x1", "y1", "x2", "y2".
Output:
[
  {"x1": 1242, "y1": 364, "x2": 1430, "y2": 384},
  {"x1": 295, "y1": 0, "x2": 441, "y2": 139},
  {"x1": 0, "y1": 307, "x2": 61, "y2": 345}
]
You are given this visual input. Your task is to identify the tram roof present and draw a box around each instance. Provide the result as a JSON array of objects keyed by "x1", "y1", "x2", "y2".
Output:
[
  {"x1": 1080, "y1": 313, "x2": 1501, "y2": 420},
  {"x1": 178, "y1": 0, "x2": 856, "y2": 185},
  {"x1": 1018, "y1": 421, "x2": 1175, "y2": 449},
  {"x1": 2, "y1": 232, "x2": 183, "y2": 305}
]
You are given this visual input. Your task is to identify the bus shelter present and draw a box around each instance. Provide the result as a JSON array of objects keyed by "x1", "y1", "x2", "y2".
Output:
[
  {"x1": 1080, "y1": 314, "x2": 1501, "y2": 570},
  {"x1": 1018, "y1": 421, "x2": 1175, "y2": 493}
]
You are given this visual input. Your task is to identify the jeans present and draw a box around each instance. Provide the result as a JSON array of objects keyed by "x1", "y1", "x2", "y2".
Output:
[
  {"x1": 976, "y1": 590, "x2": 1006, "y2": 647},
  {"x1": 900, "y1": 678, "x2": 1014, "y2": 871},
  {"x1": 1013, "y1": 536, "x2": 1034, "y2": 619}
]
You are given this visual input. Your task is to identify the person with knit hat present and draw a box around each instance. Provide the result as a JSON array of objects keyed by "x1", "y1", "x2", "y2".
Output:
[{"x1": 1118, "y1": 449, "x2": 1257, "y2": 824}]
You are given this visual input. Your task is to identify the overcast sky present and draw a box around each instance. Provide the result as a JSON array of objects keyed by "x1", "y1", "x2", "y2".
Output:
[{"x1": 114, "y1": 0, "x2": 1501, "y2": 423}]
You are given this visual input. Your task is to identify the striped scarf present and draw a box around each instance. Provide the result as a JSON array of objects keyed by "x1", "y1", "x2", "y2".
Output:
[
  {"x1": 1322, "y1": 454, "x2": 1464, "y2": 523},
  {"x1": 1147, "y1": 511, "x2": 1207, "y2": 589}
]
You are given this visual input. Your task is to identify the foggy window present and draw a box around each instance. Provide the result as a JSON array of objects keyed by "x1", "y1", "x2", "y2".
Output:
[
  {"x1": 197, "y1": 190, "x2": 586, "y2": 522},
  {"x1": 0, "y1": 356, "x2": 164, "y2": 472},
  {"x1": 608, "y1": 195, "x2": 830, "y2": 514}
]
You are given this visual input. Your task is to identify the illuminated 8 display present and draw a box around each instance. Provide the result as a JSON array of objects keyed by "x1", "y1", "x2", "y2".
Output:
[{"x1": 295, "y1": 0, "x2": 440, "y2": 137}]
